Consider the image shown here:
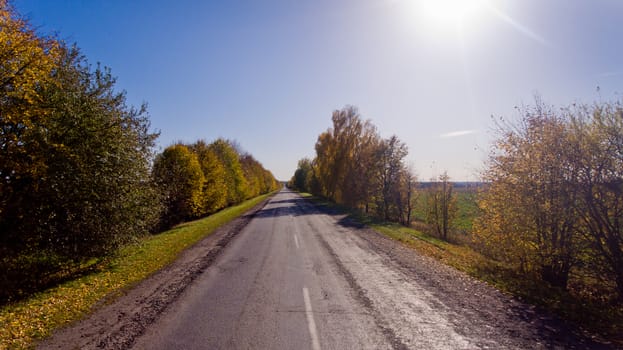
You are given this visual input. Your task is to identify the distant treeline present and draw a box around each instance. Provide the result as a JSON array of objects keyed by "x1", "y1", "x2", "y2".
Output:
[{"x1": 0, "y1": 2, "x2": 277, "y2": 301}]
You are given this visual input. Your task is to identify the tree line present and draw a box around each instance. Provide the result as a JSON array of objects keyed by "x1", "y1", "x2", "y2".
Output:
[
  {"x1": 0, "y1": 2, "x2": 277, "y2": 301},
  {"x1": 288, "y1": 106, "x2": 420, "y2": 225},
  {"x1": 153, "y1": 139, "x2": 279, "y2": 229},
  {"x1": 289, "y1": 106, "x2": 457, "y2": 236}
]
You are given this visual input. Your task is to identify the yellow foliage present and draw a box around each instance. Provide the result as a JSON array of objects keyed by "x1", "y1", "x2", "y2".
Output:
[
  {"x1": 0, "y1": 1, "x2": 60, "y2": 182},
  {"x1": 0, "y1": 2, "x2": 59, "y2": 120}
]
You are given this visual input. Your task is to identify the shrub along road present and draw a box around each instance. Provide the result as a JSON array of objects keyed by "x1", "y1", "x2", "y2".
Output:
[{"x1": 41, "y1": 189, "x2": 613, "y2": 349}]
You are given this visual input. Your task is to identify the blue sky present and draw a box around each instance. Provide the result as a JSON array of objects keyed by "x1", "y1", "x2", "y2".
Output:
[{"x1": 15, "y1": 0, "x2": 623, "y2": 181}]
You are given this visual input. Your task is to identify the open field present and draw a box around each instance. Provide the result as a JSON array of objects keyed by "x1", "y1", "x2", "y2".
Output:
[
  {"x1": 411, "y1": 184, "x2": 481, "y2": 236},
  {"x1": 0, "y1": 193, "x2": 273, "y2": 349}
]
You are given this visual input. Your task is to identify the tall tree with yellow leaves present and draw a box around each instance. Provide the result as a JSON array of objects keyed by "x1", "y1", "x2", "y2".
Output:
[{"x1": 189, "y1": 140, "x2": 227, "y2": 214}]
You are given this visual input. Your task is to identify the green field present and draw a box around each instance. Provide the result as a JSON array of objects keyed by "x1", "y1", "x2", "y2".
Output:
[{"x1": 411, "y1": 185, "x2": 481, "y2": 234}]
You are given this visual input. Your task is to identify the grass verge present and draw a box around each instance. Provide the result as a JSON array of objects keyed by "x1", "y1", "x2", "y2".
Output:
[
  {"x1": 0, "y1": 193, "x2": 273, "y2": 349},
  {"x1": 303, "y1": 193, "x2": 623, "y2": 346}
]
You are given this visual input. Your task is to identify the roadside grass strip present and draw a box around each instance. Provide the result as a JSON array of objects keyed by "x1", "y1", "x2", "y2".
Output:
[{"x1": 0, "y1": 193, "x2": 272, "y2": 349}]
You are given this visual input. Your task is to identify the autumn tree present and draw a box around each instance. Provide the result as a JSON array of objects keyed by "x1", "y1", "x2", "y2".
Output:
[
  {"x1": 152, "y1": 144, "x2": 204, "y2": 227},
  {"x1": 311, "y1": 106, "x2": 386, "y2": 211},
  {"x1": 295, "y1": 106, "x2": 414, "y2": 225},
  {"x1": 189, "y1": 140, "x2": 227, "y2": 214},
  {"x1": 344, "y1": 119, "x2": 381, "y2": 212},
  {"x1": 266, "y1": 169, "x2": 280, "y2": 193},
  {"x1": 156, "y1": 139, "x2": 277, "y2": 226},
  {"x1": 0, "y1": 0, "x2": 60, "y2": 235},
  {"x1": 427, "y1": 172, "x2": 457, "y2": 241},
  {"x1": 289, "y1": 158, "x2": 313, "y2": 192},
  {"x1": 314, "y1": 107, "x2": 358, "y2": 201},
  {"x1": 375, "y1": 135, "x2": 408, "y2": 221},
  {"x1": 1, "y1": 39, "x2": 161, "y2": 261},
  {"x1": 240, "y1": 153, "x2": 277, "y2": 198},
  {"x1": 1, "y1": 8, "x2": 161, "y2": 298},
  {"x1": 475, "y1": 102, "x2": 582, "y2": 289},
  {"x1": 397, "y1": 167, "x2": 418, "y2": 226},
  {"x1": 209, "y1": 139, "x2": 248, "y2": 205},
  {"x1": 36, "y1": 48, "x2": 161, "y2": 255},
  {"x1": 567, "y1": 101, "x2": 623, "y2": 299}
]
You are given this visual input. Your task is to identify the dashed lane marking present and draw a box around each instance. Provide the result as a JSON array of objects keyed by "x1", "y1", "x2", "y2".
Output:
[
  {"x1": 303, "y1": 287, "x2": 321, "y2": 350},
  {"x1": 294, "y1": 234, "x2": 300, "y2": 249}
]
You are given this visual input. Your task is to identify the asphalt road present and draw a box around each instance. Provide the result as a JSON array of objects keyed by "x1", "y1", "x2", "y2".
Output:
[
  {"x1": 133, "y1": 189, "x2": 392, "y2": 349},
  {"x1": 130, "y1": 188, "x2": 612, "y2": 350}
]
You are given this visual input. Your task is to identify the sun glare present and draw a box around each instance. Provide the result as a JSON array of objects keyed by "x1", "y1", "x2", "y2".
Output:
[{"x1": 416, "y1": 0, "x2": 489, "y2": 26}]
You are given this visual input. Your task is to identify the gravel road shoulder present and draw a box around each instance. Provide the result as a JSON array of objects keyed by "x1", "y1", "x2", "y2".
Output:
[{"x1": 328, "y1": 208, "x2": 617, "y2": 350}]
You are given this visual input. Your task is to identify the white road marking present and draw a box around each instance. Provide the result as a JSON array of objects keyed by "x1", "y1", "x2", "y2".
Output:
[
  {"x1": 294, "y1": 234, "x2": 300, "y2": 249},
  {"x1": 303, "y1": 287, "x2": 321, "y2": 350}
]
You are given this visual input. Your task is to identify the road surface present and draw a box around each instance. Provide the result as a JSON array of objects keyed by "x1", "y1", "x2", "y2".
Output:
[{"x1": 129, "y1": 189, "x2": 609, "y2": 350}]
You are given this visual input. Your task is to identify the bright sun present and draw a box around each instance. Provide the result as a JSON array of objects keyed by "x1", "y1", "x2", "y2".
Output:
[{"x1": 416, "y1": 0, "x2": 489, "y2": 26}]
